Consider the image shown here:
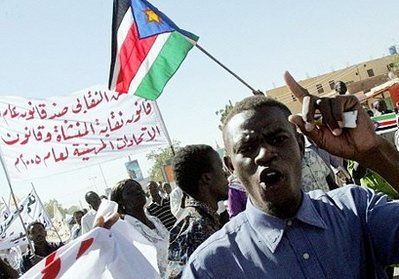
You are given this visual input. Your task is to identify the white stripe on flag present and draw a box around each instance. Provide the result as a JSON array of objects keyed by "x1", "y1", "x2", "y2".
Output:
[
  {"x1": 128, "y1": 33, "x2": 171, "y2": 95},
  {"x1": 111, "y1": 7, "x2": 134, "y2": 90}
]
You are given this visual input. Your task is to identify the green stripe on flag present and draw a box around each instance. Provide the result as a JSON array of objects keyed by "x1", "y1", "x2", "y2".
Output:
[
  {"x1": 135, "y1": 32, "x2": 196, "y2": 100},
  {"x1": 371, "y1": 113, "x2": 397, "y2": 122}
]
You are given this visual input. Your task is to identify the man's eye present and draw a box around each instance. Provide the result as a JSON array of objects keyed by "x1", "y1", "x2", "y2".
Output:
[
  {"x1": 239, "y1": 145, "x2": 255, "y2": 154},
  {"x1": 271, "y1": 135, "x2": 288, "y2": 145}
]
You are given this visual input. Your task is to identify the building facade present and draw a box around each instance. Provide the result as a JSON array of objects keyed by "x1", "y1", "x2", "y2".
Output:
[{"x1": 266, "y1": 54, "x2": 399, "y2": 114}]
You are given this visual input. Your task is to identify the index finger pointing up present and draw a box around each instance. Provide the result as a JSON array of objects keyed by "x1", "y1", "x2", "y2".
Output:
[{"x1": 284, "y1": 71, "x2": 310, "y2": 103}]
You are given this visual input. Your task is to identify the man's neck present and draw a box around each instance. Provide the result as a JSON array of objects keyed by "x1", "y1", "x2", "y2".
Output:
[
  {"x1": 195, "y1": 196, "x2": 218, "y2": 212},
  {"x1": 34, "y1": 241, "x2": 49, "y2": 254},
  {"x1": 252, "y1": 192, "x2": 303, "y2": 219},
  {"x1": 152, "y1": 197, "x2": 162, "y2": 205}
]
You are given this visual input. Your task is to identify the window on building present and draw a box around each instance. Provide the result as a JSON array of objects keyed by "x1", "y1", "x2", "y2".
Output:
[
  {"x1": 329, "y1": 80, "x2": 335, "y2": 90},
  {"x1": 367, "y1": 69, "x2": 375, "y2": 77},
  {"x1": 316, "y1": 84, "x2": 324, "y2": 94}
]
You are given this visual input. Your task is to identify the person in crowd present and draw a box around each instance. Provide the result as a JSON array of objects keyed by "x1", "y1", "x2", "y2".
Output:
[
  {"x1": 81, "y1": 191, "x2": 101, "y2": 234},
  {"x1": 227, "y1": 174, "x2": 247, "y2": 218},
  {"x1": 367, "y1": 109, "x2": 374, "y2": 118},
  {"x1": 147, "y1": 181, "x2": 177, "y2": 231},
  {"x1": 21, "y1": 221, "x2": 63, "y2": 273},
  {"x1": 163, "y1": 183, "x2": 172, "y2": 197},
  {"x1": 167, "y1": 144, "x2": 228, "y2": 278},
  {"x1": 182, "y1": 72, "x2": 399, "y2": 278},
  {"x1": 301, "y1": 134, "x2": 339, "y2": 192},
  {"x1": 70, "y1": 210, "x2": 84, "y2": 240},
  {"x1": 169, "y1": 186, "x2": 185, "y2": 219},
  {"x1": 305, "y1": 136, "x2": 351, "y2": 186},
  {"x1": 334, "y1": 81, "x2": 347, "y2": 95},
  {"x1": 110, "y1": 179, "x2": 169, "y2": 277},
  {"x1": 0, "y1": 257, "x2": 19, "y2": 278},
  {"x1": 373, "y1": 99, "x2": 393, "y2": 116},
  {"x1": 348, "y1": 161, "x2": 399, "y2": 199}
]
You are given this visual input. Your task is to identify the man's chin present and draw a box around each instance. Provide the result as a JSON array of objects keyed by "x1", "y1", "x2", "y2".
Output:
[{"x1": 258, "y1": 187, "x2": 302, "y2": 218}]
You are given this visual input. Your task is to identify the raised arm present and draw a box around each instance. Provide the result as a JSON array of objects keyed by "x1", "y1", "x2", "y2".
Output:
[{"x1": 284, "y1": 71, "x2": 399, "y2": 188}]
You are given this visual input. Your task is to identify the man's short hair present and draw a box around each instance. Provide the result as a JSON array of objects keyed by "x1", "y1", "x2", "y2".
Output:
[
  {"x1": 173, "y1": 144, "x2": 216, "y2": 198},
  {"x1": 85, "y1": 191, "x2": 99, "y2": 202},
  {"x1": 110, "y1": 179, "x2": 141, "y2": 214},
  {"x1": 27, "y1": 221, "x2": 45, "y2": 234},
  {"x1": 334, "y1": 81, "x2": 347, "y2": 95},
  {"x1": 73, "y1": 210, "x2": 84, "y2": 216},
  {"x1": 223, "y1": 95, "x2": 292, "y2": 129}
]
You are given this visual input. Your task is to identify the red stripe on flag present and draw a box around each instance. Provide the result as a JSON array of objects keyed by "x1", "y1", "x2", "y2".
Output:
[
  {"x1": 41, "y1": 251, "x2": 61, "y2": 279},
  {"x1": 116, "y1": 23, "x2": 157, "y2": 93},
  {"x1": 76, "y1": 238, "x2": 94, "y2": 259},
  {"x1": 377, "y1": 120, "x2": 397, "y2": 127}
]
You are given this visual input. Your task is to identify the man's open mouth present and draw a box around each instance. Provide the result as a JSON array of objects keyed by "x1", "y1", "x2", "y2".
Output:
[{"x1": 259, "y1": 168, "x2": 285, "y2": 190}]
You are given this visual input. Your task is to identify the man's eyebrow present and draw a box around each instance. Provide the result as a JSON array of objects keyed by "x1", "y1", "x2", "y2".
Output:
[
  {"x1": 232, "y1": 135, "x2": 256, "y2": 153},
  {"x1": 262, "y1": 126, "x2": 289, "y2": 135}
]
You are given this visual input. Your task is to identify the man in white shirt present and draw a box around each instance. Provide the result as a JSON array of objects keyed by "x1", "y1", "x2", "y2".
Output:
[
  {"x1": 81, "y1": 191, "x2": 101, "y2": 234},
  {"x1": 70, "y1": 210, "x2": 84, "y2": 240}
]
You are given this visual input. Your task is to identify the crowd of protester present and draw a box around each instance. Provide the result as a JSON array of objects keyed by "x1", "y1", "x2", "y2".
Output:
[{"x1": 2, "y1": 75, "x2": 399, "y2": 278}]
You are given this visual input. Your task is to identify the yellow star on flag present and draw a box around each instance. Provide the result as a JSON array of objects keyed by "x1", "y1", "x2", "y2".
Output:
[{"x1": 145, "y1": 9, "x2": 161, "y2": 23}]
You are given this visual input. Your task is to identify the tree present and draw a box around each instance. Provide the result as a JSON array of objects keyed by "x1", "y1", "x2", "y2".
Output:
[
  {"x1": 66, "y1": 205, "x2": 80, "y2": 215},
  {"x1": 215, "y1": 100, "x2": 235, "y2": 130},
  {"x1": 146, "y1": 141, "x2": 181, "y2": 182},
  {"x1": 44, "y1": 199, "x2": 67, "y2": 219}
]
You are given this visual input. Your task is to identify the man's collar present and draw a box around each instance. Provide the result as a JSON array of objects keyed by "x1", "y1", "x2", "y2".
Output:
[
  {"x1": 185, "y1": 199, "x2": 219, "y2": 220},
  {"x1": 150, "y1": 198, "x2": 163, "y2": 206},
  {"x1": 296, "y1": 193, "x2": 327, "y2": 230},
  {"x1": 245, "y1": 192, "x2": 327, "y2": 253}
]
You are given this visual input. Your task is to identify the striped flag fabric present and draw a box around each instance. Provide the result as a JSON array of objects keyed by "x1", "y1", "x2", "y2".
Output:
[
  {"x1": 371, "y1": 113, "x2": 398, "y2": 134},
  {"x1": 108, "y1": 0, "x2": 198, "y2": 100}
]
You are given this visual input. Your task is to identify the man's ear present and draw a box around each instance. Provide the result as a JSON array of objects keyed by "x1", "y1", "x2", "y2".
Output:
[
  {"x1": 296, "y1": 132, "x2": 305, "y2": 156},
  {"x1": 200, "y1": 173, "x2": 212, "y2": 185},
  {"x1": 223, "y1": 156, "x2": 234, "y2": 173},
  {"x1": 197, "y1": 172, "x2": 212, "y2": 196}
]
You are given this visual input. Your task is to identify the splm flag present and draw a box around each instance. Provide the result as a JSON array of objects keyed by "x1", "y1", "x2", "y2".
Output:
[{"x1": 109, "y1": 0, "x2": 198, "y2": 100}]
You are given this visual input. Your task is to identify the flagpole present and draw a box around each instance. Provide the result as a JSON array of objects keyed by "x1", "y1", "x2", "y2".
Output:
[
  {"x1": 31, "y1": 183, "x2": 63, "y2": 244},
  {"x1": 0, "y1": 154, "x2": 34, "y2": 251},
  {"x1": 194, "y1": 43, "x2": 261, "y2": 95},
  {"x1": 1, "y1": 196, "x2": 10, "y2": 213},
  {"x1": 154, "y1": 101, "x2": 175, "y2": 156},
  {"x1": 98, "y1": 164, "x2": 109, "y2": 191}
]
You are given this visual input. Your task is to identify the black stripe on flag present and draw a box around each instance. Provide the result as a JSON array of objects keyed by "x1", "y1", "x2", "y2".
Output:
[{"x1": 108, "y1": 0, "x2": 131, "y2": 90}]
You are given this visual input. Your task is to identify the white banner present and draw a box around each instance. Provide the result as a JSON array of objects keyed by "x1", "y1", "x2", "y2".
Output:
[
  {"x1": 0, "y1": 204, "x2": 10, "y2": 222},
  {"x1": 21, "y1": 226, "x2": 160, "y2": 279},
  {"x1": 47, "y1": 204, "x2": 71, "y2": 243},
  {"x1": 0, "y1": 86, "x2": 168, "y2": 181},
  {"x1": 0, "y1": 189, "x2": 52, "y2": 250}
]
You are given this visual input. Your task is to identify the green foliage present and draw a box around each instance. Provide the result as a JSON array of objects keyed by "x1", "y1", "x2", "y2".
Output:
[
  {"x1": 44, "y1": 199, "x2": 68, "y2": 219},
  {"x1": 216, "y1": 100, "x2": 235, "y2": 130},
  {"x1": 146, "y1": 141, "x2": 181, "y2": 182},
  {"x1": 66, "y1": 205, "x2": 80, "y2": 215},
  {"x1": 388, "y1": 54, "x2": 399, "y2": 71}
]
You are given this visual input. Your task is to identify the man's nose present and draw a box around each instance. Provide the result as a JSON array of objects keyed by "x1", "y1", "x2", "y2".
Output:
[{"x1": 254, "y1": 146, "x2": 276, "y2": 166}]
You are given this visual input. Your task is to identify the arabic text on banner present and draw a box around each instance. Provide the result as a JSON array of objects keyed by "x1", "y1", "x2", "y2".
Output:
[{"x1": 0, "y1": 86, "x2": 168, "y2": 180}]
